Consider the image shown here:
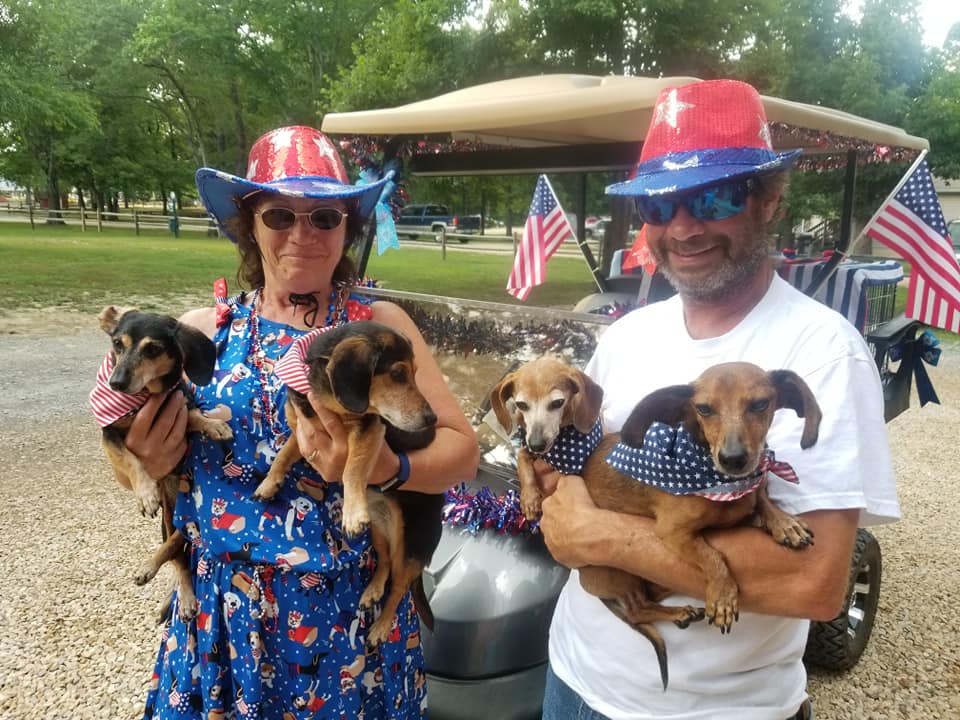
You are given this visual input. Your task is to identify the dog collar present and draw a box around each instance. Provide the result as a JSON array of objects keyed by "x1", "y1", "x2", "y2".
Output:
[
  {"x1": 89, "y1": 353, "x2": 151, "y2": 428},
  {"x1": 605, "y1": 422, "x2": 799, "y2": 502},
  {"x1": 513, "y1": 419, "x2": 603, "y2": 476}
]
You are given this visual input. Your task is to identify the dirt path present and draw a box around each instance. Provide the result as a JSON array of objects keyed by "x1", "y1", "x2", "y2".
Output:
[{"x1": 1, "y1": 309, "x2": 958, "y2": 719}]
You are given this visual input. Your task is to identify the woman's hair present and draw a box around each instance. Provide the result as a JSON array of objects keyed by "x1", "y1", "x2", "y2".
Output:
[{"x1": 225, "y1": 196, "x2": 364, "y2": 290}]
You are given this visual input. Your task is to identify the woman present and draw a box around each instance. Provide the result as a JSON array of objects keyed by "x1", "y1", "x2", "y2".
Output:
[{"x1": 124, "y1": 126, "x2": 480, "y2": 719}]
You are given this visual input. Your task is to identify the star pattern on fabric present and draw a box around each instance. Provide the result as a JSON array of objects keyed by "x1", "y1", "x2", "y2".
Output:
[
  {"x1": 513, "y1": 419, "x2": 603, "y2": 476},
  {"x1": 604, "y1": 422, "x2": 796, "y2": 502},
  {"x1": 653, "y1": 89, "x2": 694, "y2": 129},
  {"x1": 895, "y1": 162, "x2": 949, "y2": 236}
]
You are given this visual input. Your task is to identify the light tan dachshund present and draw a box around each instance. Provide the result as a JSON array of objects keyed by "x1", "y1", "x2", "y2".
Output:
[{"x1": 493, "y1": 359, "x2": 822, "y2": 689}]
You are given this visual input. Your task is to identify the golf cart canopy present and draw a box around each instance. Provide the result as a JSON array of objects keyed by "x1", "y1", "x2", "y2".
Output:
[{"x1": 321, "y1": 74, "x2": 930, "y2": 175}]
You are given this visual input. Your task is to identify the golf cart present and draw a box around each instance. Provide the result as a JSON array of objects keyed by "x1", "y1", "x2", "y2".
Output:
[{"x1": 322, "y1": 74, "x2": 936, "y2": 719}]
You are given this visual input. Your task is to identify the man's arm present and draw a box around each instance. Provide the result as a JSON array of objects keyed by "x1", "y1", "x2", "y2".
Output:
[{"x1": 539, "y1": 473, "x2": 858, "y2": 622}]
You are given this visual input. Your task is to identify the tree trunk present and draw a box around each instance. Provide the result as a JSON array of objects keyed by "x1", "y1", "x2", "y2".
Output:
[{"x1": 45, "y1": 151, "x2": 65, "y2": 224}]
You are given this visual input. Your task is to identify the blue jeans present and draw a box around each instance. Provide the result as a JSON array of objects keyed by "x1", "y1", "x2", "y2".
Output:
[
  {"x1": 541, "y1": 664, "x2": 612, "y2": 720},
  {"x1": 541, "y1": 663, "x2": 814, "y2": 720}
]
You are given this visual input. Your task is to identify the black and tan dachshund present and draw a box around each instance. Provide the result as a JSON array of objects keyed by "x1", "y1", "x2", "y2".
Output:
[
  {"x1": 97, "y1": 305, "x2": 232, "y2": 622},
  {"x1": 252, "y1": 320, "x2": 442, "y2": 645}
]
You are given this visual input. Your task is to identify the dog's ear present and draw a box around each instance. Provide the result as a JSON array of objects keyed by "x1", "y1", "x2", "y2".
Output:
[
  {"x1": 769, "y1": 369, "x2": 822, "y2": 449},
  {"x1": 98, "y1": 305, "x2": 137, "y2": 334},
  {"x1": 327, "y1": 336, "x2": 379, "y2": 414},
  {"x1": 175, "y1": 322, "x2": 217, "y2": 385},
  {"x1": 620, "y1": 385, "x2": 694, "y2": 446},
  {"x1": 564, "y1": 369, "x2": 604, "y2": 434},
  {"x1": 489, "y1": 374, "x2": 517, "y2": 433}
]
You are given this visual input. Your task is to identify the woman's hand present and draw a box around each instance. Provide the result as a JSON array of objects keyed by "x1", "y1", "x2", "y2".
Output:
[
  {"x1": 294, "y1": 394, "x2": 348, "y2": 482},
  {"x1": 123, "y1": 390, "x2": 189, "y2": 480}
]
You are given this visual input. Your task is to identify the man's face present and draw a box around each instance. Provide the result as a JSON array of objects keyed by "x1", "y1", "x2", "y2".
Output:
[{"x1": 644, "y1": 186, "x2": 777, "y2": 302}]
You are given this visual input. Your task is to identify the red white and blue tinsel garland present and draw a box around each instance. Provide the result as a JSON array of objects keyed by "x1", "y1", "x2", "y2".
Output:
[{"x1": 442, "y1": 484, "x2": 540, "y2": 535}]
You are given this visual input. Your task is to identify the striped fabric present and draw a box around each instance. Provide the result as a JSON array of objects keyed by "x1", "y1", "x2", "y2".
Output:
[
  {"x1": 88, "y1": 353, "x2": 150, "y2": 428},
  {"x1": 777, "y1": 257, "x2": 903, "y2": 332}
]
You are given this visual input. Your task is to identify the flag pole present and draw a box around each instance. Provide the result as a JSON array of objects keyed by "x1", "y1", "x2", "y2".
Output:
[
  {"x1": 542, "y1": 174, "x2": 606, "y2": 293},
  {"x1": 845, "y1": 148, "x2": 928, "y2": 258}
]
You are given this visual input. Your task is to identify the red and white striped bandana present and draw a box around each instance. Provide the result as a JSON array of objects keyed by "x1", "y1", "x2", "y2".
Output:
[
  {"x1": 88, "y1": 353, "x2": 150, "y2": 428},
  {"x1": 273, "y1": 326, "x2": 335, "y2": 394}
]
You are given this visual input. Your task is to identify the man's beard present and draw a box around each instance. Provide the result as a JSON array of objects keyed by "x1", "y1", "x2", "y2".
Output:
[{"x1": 652, "y1": 213, "x2": 770, "y2": 303}]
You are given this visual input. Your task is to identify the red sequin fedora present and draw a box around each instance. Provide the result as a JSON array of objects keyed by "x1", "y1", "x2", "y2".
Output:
[
  {"x1": 195, "y1": 126, "x2": 390, "y2": 243},
  {"x1": 607, "y1": 79, "x2": 801, "y2": 198}
]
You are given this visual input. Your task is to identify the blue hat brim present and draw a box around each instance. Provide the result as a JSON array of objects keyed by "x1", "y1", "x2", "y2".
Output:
[
  {"x1": 606, "y1": 148, "x2": 802, "y2": 198},
  {"x1": 195, "y1": 168, "x2": 392, "y2": 243}
]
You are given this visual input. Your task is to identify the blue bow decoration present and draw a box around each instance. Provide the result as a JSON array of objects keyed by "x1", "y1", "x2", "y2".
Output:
[
  {"x1": 889, "y1": 329, "x2": 941, "y2": 407},
  {"x1": 358, "y1": 161, "x2": 401, "y2": 256}
]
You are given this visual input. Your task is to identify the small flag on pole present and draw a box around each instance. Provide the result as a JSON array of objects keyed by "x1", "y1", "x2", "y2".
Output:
[
  {"x1": 507, "y1": 175, "x2": 575, "y2": 301},
  {"x1": 863, "y1": 158, "x2": 960, "y2": 333},
  {"x1": 622, "y1": 226, "x2": 657, "y2": 276}
]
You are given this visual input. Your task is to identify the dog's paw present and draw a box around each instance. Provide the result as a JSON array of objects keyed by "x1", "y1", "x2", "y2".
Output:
[
  {"x1": 251, "y1": 478, "x2": 281, "y2": 502},
  {"x1": 177, "y1": 592, "x2": 199, "y2": 623},
  {"x1": 133, "y1": 564, "x2": 158, "y2": 586},
  {"x1": 672, "y1": 605, "x2": 706, "y2": 629},
  {"x1": 359, "y1": 582, "x2": 386, "y2": 609},
  {"x1": 705, "y1": 579, "x2": 739, "y2": 634},
  {"x1": 366, "y1": 614, "x2": 393, "y2": 647},
  {"x1": 520, "y1": 489, "x2": 543, "y2": 522},
  {"x1": 204, "y1": 420, "x2": 234, "y2": 442},
  {"x1": 342, "y1": 507, "x2": 370, "y2": 538},
  {"x1": 769, "y1": 514, "x2": 815, "y2": 549},
  {"x1": 136, "y1": 489, "x2": 162, "y2": 518}
]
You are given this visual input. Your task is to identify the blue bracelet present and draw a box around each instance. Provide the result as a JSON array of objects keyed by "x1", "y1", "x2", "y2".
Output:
[{"x1": 380, "y1": 451, "x2": 410, "y2": 491}]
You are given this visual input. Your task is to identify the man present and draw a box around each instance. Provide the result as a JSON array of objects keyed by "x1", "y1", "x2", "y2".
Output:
[{"x1": 537, "y1": 79, "x2": 899, "y2": 720}]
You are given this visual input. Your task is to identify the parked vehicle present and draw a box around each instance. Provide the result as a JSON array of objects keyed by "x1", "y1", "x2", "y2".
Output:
[
  {"x1": 395, "y1": 203, "x2": 482, "y2": 243},
  {"x1": 324, "y1": 73, "x2": 936, "y2": 719}
]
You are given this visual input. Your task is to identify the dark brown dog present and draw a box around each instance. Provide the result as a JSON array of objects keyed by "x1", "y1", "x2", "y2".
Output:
[
  {"x1": 97, "y1": 305, "x2": 232, "y2": 622},
  {"x1": 251, "y1": 320, "x2": 442, "y2": 645},
  {"x1": 494, "y1": 359, "x2": 821, "y2": 689}
]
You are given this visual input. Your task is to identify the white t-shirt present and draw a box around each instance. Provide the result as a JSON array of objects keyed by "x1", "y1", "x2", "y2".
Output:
[{"x1": 548, "y1": 275, "x2": 900, "y2": 720}]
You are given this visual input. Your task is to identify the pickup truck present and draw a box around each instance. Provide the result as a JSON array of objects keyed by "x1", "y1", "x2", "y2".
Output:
[{"x1": 395, "y1": 203, "x2": 482, "y2": 243}]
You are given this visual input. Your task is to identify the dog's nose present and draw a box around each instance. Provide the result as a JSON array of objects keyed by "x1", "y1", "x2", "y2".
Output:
[
  {"x1": 423, "y1": 405, "x2": 437, "y2": 427},
  {"x1": 717, "y1": 450, "x2": 749, "y2": 474}
]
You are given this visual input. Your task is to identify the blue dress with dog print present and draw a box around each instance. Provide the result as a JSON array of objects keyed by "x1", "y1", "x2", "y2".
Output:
[{"x1": 143, "y1": 289, "x2": 429, "y2": 720}]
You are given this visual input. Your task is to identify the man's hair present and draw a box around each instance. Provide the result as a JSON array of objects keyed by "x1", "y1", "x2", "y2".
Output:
[
  {"x1": 754, "y1": 170, "x2": 791, "y2": 233},
  {"x1": 225, "y1": 198, "x2": 363, "y2": 290}
]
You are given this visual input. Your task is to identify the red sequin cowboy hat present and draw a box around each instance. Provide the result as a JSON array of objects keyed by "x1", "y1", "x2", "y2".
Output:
[
  {"x1": 606, "y1": 79, "x2": 802, "y2": 198},
  {"x1": 195, "y1": 126, "x2": 391, "y2": 243}
]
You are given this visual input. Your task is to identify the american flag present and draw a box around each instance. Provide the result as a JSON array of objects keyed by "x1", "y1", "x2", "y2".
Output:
[
  {"x1": 864, "y1": 159, "x2": 960, "y2": 333},
  {"x1": 506, "y1": 175, "x2": 575, "y2": 301}
]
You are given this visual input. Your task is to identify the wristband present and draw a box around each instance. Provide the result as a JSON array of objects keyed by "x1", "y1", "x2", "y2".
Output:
[{"x1": 380, "y1": 451, "x2": 410, "y2": 492}]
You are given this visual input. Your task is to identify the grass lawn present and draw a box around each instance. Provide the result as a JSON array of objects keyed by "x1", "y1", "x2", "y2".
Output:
[{"x1": 0, "y1": 222, "x2": 598, "y2": 315}]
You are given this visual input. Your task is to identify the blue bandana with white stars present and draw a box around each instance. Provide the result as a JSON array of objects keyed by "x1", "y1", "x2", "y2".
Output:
[
  {"x1": 605, "y1": 422, "x2": 797, "y2": 501},
  {"x1": 514, "y1": 419, "x2": 604, "y2": 475}
]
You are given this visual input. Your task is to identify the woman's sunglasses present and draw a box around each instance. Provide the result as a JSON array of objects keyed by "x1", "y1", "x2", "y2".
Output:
[
  {"x1": 635, "y1": 178, "x2": 758, "y2": 226},
  {"x1": 255, "y1": 207, "x2": 347, "y2": 231}
]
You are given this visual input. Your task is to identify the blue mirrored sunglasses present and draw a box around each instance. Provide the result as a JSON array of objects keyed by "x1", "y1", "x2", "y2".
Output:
[{"x1": 634, "y1": 178, "x2": 758, "y2": 226}]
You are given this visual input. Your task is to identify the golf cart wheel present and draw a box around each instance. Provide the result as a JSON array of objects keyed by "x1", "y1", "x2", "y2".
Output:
[{"x1": 804, "y1": 528, "x2": 881, "y2": 670}]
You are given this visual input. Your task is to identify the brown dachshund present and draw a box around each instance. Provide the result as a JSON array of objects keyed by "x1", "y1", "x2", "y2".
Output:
[
  {"x1": 489, "y1": 356, "x2": 604, "y2": 521},
  {"x1": 251, "y1": 320, "x2": 442, "y2": 645},
  {"x1": 96, "y1": 305, "x2": 233, "y2": 622},
  {"x1": 493, "y1": 359, "x2": 822, "y2": 689}
]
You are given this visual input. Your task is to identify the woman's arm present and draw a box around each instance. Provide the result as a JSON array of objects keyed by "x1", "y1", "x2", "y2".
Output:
[
  {"x1": 296, "y1": 301, "x2": 479, "y2": 494},
  {"x1": 122, "y1": 307, "x2": 215, "y2": 476},
  {"x1": 539, "y1": 473, "x2": 858, "y2": 621}
]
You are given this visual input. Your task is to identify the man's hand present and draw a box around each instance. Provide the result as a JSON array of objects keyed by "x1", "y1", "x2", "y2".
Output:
[
  {"x1": 539, "y1": 473, "x2": 603, "y2": 569},
  {"x1": 123, "y1": 391, "x2": 188, "y2": 479}
]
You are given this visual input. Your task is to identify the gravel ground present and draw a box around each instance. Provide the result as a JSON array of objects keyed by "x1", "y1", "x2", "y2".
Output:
[{"x1": 0, "y1": 310, "x2": 958, "y2": 719}]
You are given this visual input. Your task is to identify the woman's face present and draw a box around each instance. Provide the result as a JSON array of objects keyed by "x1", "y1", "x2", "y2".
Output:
[{"x1": 251, "y1": 195, "x2": 350, "y2": 292}]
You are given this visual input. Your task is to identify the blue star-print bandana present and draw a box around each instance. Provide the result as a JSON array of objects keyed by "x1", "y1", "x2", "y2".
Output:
[
  {"x1": 513, "y1": 419, "x2": 604, "y2": 475},
  {"x1": 605, "y1": 422, "x2": 799, "y2": 502}
]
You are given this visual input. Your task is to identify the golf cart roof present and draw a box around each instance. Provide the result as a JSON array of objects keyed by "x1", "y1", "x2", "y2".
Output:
[{"x1": 322, "y1": 74, "x2": 929, "y2": 175}]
